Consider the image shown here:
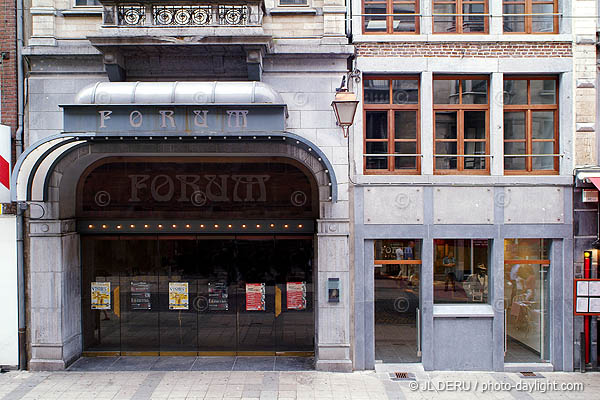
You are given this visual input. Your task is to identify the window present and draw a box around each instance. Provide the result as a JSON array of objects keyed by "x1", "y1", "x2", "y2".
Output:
[
  {"x1": 433, "y1": 76, "x2": 489, "y2": 174},
  {"x1": 279, "y1": 0, "x2": 308, "y2": 5},
  {"x1": 363, "y1": 0, "x2": 419, "y2": 34},
  {"x1": 434, "y1": 239, "x2": 490, "y2": 304},
  {"x1": 503, "y1": 0, "x2": 558, "y2": 33},
  {"x1": 364, "y1": 77, "x2": 420, "y2": 174},
  {"x1": 503, "y1": 77, "x2": 558, "y2": 174},
  {"x1": 374, "y1": 239, "x2": 422, "y2": 282},
  {"x1": 433, "y1": 0, "x2": 488, "y2": 33},
  {"x1": 75, "y1": 0, "x2": 100, "y2": 5}
]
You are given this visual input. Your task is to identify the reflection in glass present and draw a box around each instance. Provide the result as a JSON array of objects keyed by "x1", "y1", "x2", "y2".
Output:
[
  {"x1": 433, "y1": 3, "x2": 456, "y2": 33},
  {"x1": 435, "y1": 111, "x2": 457, "y2": 139},
  {"x1": 392, "y1": 80, "x2": 419, "y2": 104},
  {"x1": 504, "y1": 112, "x2": 526, "y2": 139},
  {"x1": 366, "y1": 111, "x2": 388, "y2": 139},
  {"x1": 504, "y1": 239, "x2": 551, "y2": 362},
  {"x1": 503, "y1": 4, "x2": 525, "y2": 32},
  {"x1": 531, "y1": 3, "x2": 554, "y2": 33},
  {"x1": 394, "y1": 111, "x2": 417, "y2": 139},
  {"x1": 393, "y1": 4, "x2": 417, "y2": 32},
  {"x1": 463, "y1": 3, "x2": 485, "y2": 32},
  {"x1": 364, "y1": 79, "x2": 390, "y2": 104},
  {"x1": 461, "y1": 80, "x2": 488, "y2": 104},
  {"x1": 374, "y1": 240, "x2": 421, "y2": 362},
  {"x1": 434, "y1": 80, "x2": 460, "y2": 104},
  {"x1": 364, "y1": 3, "x2": 387, "y2": 33},
  {"x1": 434, "y1": 239, "x2": 490, "y2": 304},
  {"x1": 531, "y1": 80, "x2": 556, "y2": 104},
  {"x1": 504, "y1": 80, "x2": 527, "y2": 105}
]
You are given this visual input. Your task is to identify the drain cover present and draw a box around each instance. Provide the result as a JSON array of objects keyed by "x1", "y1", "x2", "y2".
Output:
[
  {"x1": 519, "y1": 371, "x2": 545, "y2": 379},
  {"x1": 390, "y1": 372, "x2": 416, "y2": 381}
]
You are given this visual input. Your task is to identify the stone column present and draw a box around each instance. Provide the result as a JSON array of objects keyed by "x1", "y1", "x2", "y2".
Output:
[
  {"x1": 28, "y1": 219, "x2": 81, "y2": 371},
  {"x1": 315, "y1": 218, "x2": 352, "y2": 372}
]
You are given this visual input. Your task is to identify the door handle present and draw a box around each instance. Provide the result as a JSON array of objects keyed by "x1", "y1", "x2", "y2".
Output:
[{"x1": 275, "y1": 286, "x2": 282, "y2": 317}]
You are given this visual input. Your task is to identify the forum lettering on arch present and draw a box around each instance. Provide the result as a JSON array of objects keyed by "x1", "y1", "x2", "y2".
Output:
[{"x1": 97, "y1": 109, "x2": 250, "y2": 130}]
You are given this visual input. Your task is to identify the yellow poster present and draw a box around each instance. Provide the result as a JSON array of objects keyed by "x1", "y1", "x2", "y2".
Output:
[
  {"x1": 169, "y1": 282, "x2": 189, "y2": 310},
  {"x1": 91, "y1": 282, "x2": 111, "y2": 310}
]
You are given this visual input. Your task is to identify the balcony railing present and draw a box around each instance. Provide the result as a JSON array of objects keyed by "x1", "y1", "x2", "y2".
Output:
[{"x1": 101, "y1": 1, "x2": 263, "y2": 27}]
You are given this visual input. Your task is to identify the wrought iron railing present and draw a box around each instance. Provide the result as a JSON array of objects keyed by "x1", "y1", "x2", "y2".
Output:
[{"x1": 101, "y1": 2, "x2": 263, "y2": 27}]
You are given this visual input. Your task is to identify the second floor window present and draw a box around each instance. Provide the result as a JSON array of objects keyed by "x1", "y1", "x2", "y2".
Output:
[
  {"x1": 433, "y1": 76, "x2": 489, "y2": 174},
  {"x1": 433, "y1": 0, "x2": 488, "y2": 33},
  {"x1": 363, "y1": 0, "x2": 419, "y2": 34},
  {"x1": 504, "y1": 76, "x2": 559, "y2": 174},
  {"x1": 503, "y1": 0, "x2": 558, "y2": 33},
  {"x1": 364, "y1": 77, "x2": 421, "y2": 174}
]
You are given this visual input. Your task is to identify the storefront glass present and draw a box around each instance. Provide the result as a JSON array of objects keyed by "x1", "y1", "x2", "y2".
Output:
[
  {"x1": 504, "y1": 239, "x2": 551, "y2": 362},
  {"x1": 433, "y1": 239, "x2": 490, "y2": 303},
  {"x1": 374, "y1": 240, "x2": 421, "y2": 362}
]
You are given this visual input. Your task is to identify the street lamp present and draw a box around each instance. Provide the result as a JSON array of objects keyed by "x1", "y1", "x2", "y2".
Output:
[{"x1": 331, "y1": 79, "x2": 359, "y2": 138}]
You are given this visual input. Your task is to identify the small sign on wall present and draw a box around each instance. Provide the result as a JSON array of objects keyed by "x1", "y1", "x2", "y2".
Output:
[
  {"x1": 91, "y1": 282, "x2": 111, "y2": 310},
  {"x1": 582, "y1": 189, "x2": 598, "y2": 203},
  {"x1": 246, "y1": 283, "x2": 265, "y2": 311},
  {"x1": 169, "y1": 282, "x2": 189, "y2": 310},
  {"x1": 574, "y1": 279, "x2": 600, "y2": 315},
  {"x1": 328, "y1": 278, "x2": 340, "y2": 303}
]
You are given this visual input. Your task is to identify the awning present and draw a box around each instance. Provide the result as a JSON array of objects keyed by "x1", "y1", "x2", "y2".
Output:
[
  {"x1": 575, "y1": 167, "x2": 600, "y2": 189},
  {"x1": 11, "y1": 132, "x2": 338, "y2": 203}
]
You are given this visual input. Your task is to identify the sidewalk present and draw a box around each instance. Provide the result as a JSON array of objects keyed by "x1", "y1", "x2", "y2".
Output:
[{"x1": 0, "y1": 359, "x2": 598, "y2": 400}]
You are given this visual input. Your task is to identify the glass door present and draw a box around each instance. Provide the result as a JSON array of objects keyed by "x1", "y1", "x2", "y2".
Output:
[{"x1": 374, "y1": 240, "x2": 422, "y2": 362}]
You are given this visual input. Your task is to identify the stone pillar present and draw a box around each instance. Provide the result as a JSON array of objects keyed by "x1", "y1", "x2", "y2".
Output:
[
  {"x1": 315, "y1": 218, "x2": 352, "y2": 372},
  {"x1": 28, "y1": 219, "x2": 81, "y2": 371}
]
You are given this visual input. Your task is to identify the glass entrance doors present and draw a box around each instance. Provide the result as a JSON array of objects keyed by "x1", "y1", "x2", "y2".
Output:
[
  {"x1": 374, "y1": 240, "x2": 422, "y2": 363},
  {"x1": 82, "y1": 236, "x2": 314, "y2": 355}
]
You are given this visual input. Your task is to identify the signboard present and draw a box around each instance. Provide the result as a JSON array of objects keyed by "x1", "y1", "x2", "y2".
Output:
[
  {"x1": 287, "y1": 282, "x2": 306, "y2": 310},
  {"x1": 131, "y1": 281, "x2": 151, "y2": 310},
  {"x1": 328, "y1": 278, "x2": 340, "y2": 303},
  {"x1": 168, "y1": 282, "x2": 189, "y2": 310},
  {"x1": 208, "y1": 282, "x2": 229, "y2": 311},
  {"x1": 246, "y1": 283, "x2": 265, "y2": 311},
  {"x1": 91, "y1": 282, "x2": 111, "y2": 310},
  {"x1": 574, "y1": 279, "x2": 600, "y2": 315},
  {"x1": 0, "y1": 125, "x2": 10, "y2": 203},
  {"x1": 79, "y1": 161, "x2": 313, "y2": 219}
]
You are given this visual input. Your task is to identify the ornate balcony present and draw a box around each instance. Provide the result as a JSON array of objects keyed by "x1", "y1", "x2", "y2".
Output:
[
  {"x1": 101, "y1": 2, "x2": 263, "y2": 27},
  {"x1": 89, "y1": 1, "x2": 271, "y2": 82}
]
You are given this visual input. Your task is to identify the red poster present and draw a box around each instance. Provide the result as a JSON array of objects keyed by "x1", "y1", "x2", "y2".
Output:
[
  {"x1": 287, "y1": 282, "x2": 306, "y2": 310},
  {"x1": 246, "y1": 283, "x2": 265, "y2": 311}
]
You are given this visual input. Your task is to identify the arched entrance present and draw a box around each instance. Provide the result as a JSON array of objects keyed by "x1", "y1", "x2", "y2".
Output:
[{"x1": 79, "y1": 157, "x2": 318, "y2": 355}]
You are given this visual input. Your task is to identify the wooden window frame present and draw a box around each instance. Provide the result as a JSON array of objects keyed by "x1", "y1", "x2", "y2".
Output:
[
  {"x1": 503, "y1": 76, "x2": 559, "y2": 175},
  {"x1": 362, "y1": 0, "x2": 420, "y2": 34},
  {"x1": 502, "y1": 0, "x2": 558, "y2": 34},
  {"x1": 433, "y1": 75, "x2": 490, "y2": 175},
  {"x1": 432, "y1": 0, "x2": 489, "y2": 34},
  {"x1": 363, "y1": 76, "x2": 421, "y2": 175}
]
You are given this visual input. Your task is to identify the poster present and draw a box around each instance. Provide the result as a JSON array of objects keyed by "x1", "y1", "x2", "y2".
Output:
[
  {"x1": 91, "y1": 282, "x2": 111, "y2": 310},
  {"x1": 131, "y1": 281, "x2": 151, "y2": 310},
  {"x1": 577, "y1": 281, "x2": 589, "y2": 296},
  {"x1": 208, "y1": 282, "x2": 229, "y2": 311},
  {"x1": 246, "y1": 283, "x2": 265, "y2": 311},
  {"x1": 576, "y1": 297, "x2": 589, "y2": 313},
  {"x1": 287, "y1": 282, "x2": 306, "y2": 310},
  {"x1": 169, "y1": 282, "x2": 189, "y2": 310},
  {"x1": 590, "y1": 298, "x2": 600, "y2": 313}
]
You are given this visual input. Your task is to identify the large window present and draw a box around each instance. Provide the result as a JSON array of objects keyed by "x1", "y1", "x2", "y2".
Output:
[
  {"x1": 433, "y1": 0, "x2": 488, "y2": 33},
  {"x1": 503, "y1": 77, "x2": 558, "y2": 174},
  {"x1": 503, "y1": 0, "x2": 558, "y2": 33},
  {"x1": 433, "y1": 76, "x2": 489, "y2": 174},
  {"x1": 434, "y1": 239, "x2": 490, "y2": 304},
  {"x1": 364, "y1": 77, "x2": 420, "y2": 174},
  {"x1": 363, "y1": 0, "x2": 419, "y2": 34}
]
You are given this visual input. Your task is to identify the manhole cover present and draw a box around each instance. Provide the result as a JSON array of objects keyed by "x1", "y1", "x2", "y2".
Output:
[{"x1": 389, "y1": 372, "x2": 416, "y2": 381}]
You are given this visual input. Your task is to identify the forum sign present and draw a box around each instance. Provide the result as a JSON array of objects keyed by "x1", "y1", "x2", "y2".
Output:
[{"x1": 62, "y1": 105, "x2": 286, "y2": 134}]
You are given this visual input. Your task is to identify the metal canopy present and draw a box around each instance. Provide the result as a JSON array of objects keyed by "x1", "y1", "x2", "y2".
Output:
[
  {"x1": 11, "y1": 132, "x2": 338, "y2": 203},
  {"x1": 575, "y1": 167, "x2": 600, "y2": 187},
  {"x1": 73, "y1": 81, "x2": 285, "y2": 106}
]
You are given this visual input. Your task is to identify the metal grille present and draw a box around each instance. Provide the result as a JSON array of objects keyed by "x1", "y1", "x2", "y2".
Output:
[
  {"x1": 153, "y1": 5, "x2": 212, "y2": 25},
  {"x1": 389, "y1": 372, "x2": 416, "y2": 381},
  {"x1": 395, "y1": 372, "x2": 409, "y2": 379},
  {"x1": 118, "y1": 5, "x2": 146, "y2": 25},
  {"x1": 218, "y1": 5, "x2": 248, "y2": 25}
]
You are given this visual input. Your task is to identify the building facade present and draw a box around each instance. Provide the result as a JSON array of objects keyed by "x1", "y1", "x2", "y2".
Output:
[{"x1": 10, "y1": 0, "x2": 596, "y2": 372}]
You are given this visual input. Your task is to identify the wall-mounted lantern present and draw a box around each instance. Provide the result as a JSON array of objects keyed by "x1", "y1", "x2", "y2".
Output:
[{"x1": 331, "y1": 75, "x2": 360, "y2": 138}]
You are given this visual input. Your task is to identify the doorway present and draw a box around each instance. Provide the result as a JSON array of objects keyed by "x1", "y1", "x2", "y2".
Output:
[
  {"x1": 374, "y1": 240, "x2": 421, "y2": 363},
  {"x1": 82, "y1": 235, "x2": 314, "y2": 355}
]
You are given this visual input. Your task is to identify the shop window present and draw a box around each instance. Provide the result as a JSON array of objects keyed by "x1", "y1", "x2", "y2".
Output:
[
  {"x1": 434, "y1": 239, "x2": 490, "y2": 304},
  {"x1": 503, "y1": 76, "x2": 559, "y2": 174},
  {"x1": 364, "y1": 76, "x2": 420, "y2": 174},
  {"x1": 503, "y1": 0, "x2": 558, "y2": 33},
  {"x1": 363, "y1": 0, "x2": 420, "y2": 34},
  {"x1": 433, "y1": 0, "x2": 488, "y2": 33},
  {"x1": 374, "y1": 239, "x2": 422, "y2": 283},
  {"x1": 433, "y1": 76, "x2": 489, "y2": 174},
  {"x1": 504, "y1": 239, "x2": 551, "y2": 362}
]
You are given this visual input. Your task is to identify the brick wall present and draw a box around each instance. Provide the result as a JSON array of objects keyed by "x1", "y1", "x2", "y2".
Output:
[
  {"x1": 0, "y1": 0, "x2": 17, "y2": 161},
  {"x1": 356, "y1": 42, "x2": 573, "y2": 58}
]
